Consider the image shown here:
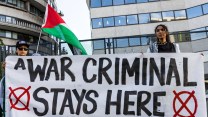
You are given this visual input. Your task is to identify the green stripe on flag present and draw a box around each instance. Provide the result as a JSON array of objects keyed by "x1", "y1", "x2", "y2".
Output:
[{"x1": 42, "y1": 24, "x2": 87, "y2": 55}]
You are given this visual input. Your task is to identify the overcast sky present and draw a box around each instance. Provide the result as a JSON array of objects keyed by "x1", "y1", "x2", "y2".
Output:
[{"x1": 56, "y1": 0, "x2": 92, "y2": 54}]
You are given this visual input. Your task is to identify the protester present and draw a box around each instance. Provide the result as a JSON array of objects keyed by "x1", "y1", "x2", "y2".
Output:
[
  {"x1": 0, "y1": 40, "x2": 29, "y2": 116},
  {"x1": 147, "y1": 24, "x2": 180, "y2": 53}
]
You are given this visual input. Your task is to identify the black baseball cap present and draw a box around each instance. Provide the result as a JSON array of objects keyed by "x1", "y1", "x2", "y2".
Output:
[{"x1": 16, "y1": 40, "x2": 29, "y2": 48}]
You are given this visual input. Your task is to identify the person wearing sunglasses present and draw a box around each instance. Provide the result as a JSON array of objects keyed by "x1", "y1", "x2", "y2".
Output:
[
  {"x1": 147, "y1": 24, "x2": 180, "y2": 53},
  {"x1": 15, "y1": 40, "x2": 29, "y2": 56},
  {"x1": 0, "y1": 40, "x2": 29, "y2": 116}
]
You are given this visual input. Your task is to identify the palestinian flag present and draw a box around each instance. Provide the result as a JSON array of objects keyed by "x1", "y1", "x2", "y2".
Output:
[{"x1": 42, "y1": 4, "x2": 87, "y2": 55}]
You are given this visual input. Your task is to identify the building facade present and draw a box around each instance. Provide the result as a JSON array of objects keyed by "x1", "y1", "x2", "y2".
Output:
[
  {"x1": 0, "y1": 0, "x2": 58, "y2": 56},
  {"x1": 86, "y1": 0, "x2": 208, "y2": 113}
]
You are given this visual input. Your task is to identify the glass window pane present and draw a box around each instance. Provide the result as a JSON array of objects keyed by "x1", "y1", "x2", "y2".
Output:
[
  {"x1": 190, "y1": 28, "x2": 207, "y2": 40},
  {"x1": 0, "y1": 30, "x2": 6, "y2": 37},
  {"x1": 116, "y1": 38, "x2": 128, "y2": 47},
  {"x1": 6, "y1": 31, "x2": 11, "y2": 38},
  {"x1": 129, "y1": 37, "x2": 140, "y2": 46},
  {"x1": 12, "y1": 32, "x2": 17, "y2": 39},
  {"x1": 150, "y1": 12, "x2": 162, "y2": 22},
  {"x1": 137, "y1": 0, "x2": 148, "y2": 3},
  {"x1": 203, "y1": 4, "x2": 208, "y2": 14},
  {"x1": 103, "y1": 17, "x2": 114, "y2": 27},
  {"x1": 92, "y1": 18, "x2": 103, "y2": 29},
  {"x1": 141, "y1": 37, "x2": 149, "y2": 45},
  {"x1": 93, "y1": 40, "x2": 105, "y2": 49},
  {"x1": 162, "y1": 11, "x2": 174, "y2": 21},
  {"x1": 113, "y1": 0, "x2": 124, "y2": 5},
  {"x1": 127, "y1": 15, "x2": 138, "y2": 24},
  {"x1": 139, "y1": 13, "x2": 150, "y2": 24},
  {"x1": 0, "y1": 15, "x2": 6, "y2": 22},
  {"x1": 90, "y1": 0, "x2": 101, "y2": 8},
  {"x1": 175, "y1": 32, "x2": 190, "y2": 42},
  {"x1": 187, "y1": 6, "x2": 203, "y2": 19},
  {"x1": 7, "y1": 0, "x2": 12, "y2": 3},
  {"x1": 6, "y1": 17, "x2": 12, "y2": 23},
  {"x1": 175, "y1": 10, "x2": 186, "y2": 20},
  {"x1": 102, "y1": 0, "x2": 112, "y2": 6},
  {"x1": 115, "y1": 16, "x2": 126, "y2": 26},
  {"x1": 125, "y1": 0, "x2": 136, "y2": 4}
]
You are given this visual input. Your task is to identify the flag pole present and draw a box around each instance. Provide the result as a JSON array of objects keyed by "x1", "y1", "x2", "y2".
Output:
[{"x1": 35, "y1": 29, "x2": 42, "y2": 54}]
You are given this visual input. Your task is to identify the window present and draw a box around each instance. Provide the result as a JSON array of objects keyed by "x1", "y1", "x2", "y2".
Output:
[
  {"x1": 127, "y1": 15, "x2": 138, "y2": 24},
  {"x1": 190, "y1": 27, "x2": 207, "y2": 40},
  {"x1": 139, "y1": 13, "x2": 150, "y2": 23},
  {"x1": 174, "y1": 32, "x2": 190, "y2": 42},
  {"x1": 0, "y1": 30, "x2": 6, "y2": 37},
  {"x1": 141, "y1": 37, "x2": 149, "y2": 45},
  {"x1": 6, "y1": 17, "x2": 12, "y2": 23},
  {"x1": 103, "y1": 17, "x2": 114, "y2": 27},
  {"x1": 6, "y1": 31, "x2": 11, "y2": 38},
  {"x1": 102, "y1": 0, "x2": 112, "y2": 6},
  {"x1": 162, "y1": 11, "x2": 174, "y2": 21},
  {"x1": 90, "y1": 0, "x2": 101, "y2": 8},
  {"x1": 92, "y1": 18, "x2": 103, "y2": 29},
  {"x1": 115, "y1": 16, "x2": 126, "y2": 26},
  {"x1": 187, "y1": 6, "x2": 203, "y2": 19},
  {"x1": 149, "y1": 0, "x2": 159, "y2": 1},
  {"x1": 12, "y1": 32, "x2": 17, "y2": 39},
  {"x1": 129, "y1": 37, "x2": 140, "y2": 46},
  {"x1": 137, "y1": 0, "x2": 148, "y2": 3},
  {"x1": 7, "y1": 0, "x2": 12, "y2": 4},
  {"x1": 203, "y1": 4, "x2": 208, "y2": 14},
  {"x1": 0, "y1": 15, "x2": 6, "y2": 22},
  {"x1": 113, "y1": 0, "x2": 124, "y2": 5},
  {"x1": 125, "y1": 0, "x2": 136, "y2": 4},
  {"x1": 116, "y1": 38, "x2": 128, "y2": 47},
  {"x1": 150, "y1": 12, "x2": 162, "y2": 22},
  {"x1": 93, "y1": 40, "x2": 105, "y2": 49},
  {"x1": 174, "y1": 10, "x2": 186, "y2": 20}
]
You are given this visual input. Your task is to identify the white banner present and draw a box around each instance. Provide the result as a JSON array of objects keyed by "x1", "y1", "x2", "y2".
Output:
[{"x1": 5, "y1": 53, "x2": 207, "y2": 117}]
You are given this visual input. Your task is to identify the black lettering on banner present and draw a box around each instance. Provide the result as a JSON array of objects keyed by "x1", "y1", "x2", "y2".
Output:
[
  {"x1": 51, "y1": 88, "x2": 65, "y2": 115},
  {"x1": 61, "y1": 57, "x2": 75, "y2": 81},
  {"x1": 45, "y1": 59, "x2": 59, "y2": 81},
  {"x1": 142, "y1": 58, "x2": 148, "y2": 85},
  {"x1": 83, "y1": 90, "x2": 99, "y2": 114},
  {"x1": 137, "y1": 91, "x2": 152, "y2": 116},
  {"x1": 153, "y1": 92, "x2": 165, "y2": 116},
  {"x1": 124, "y1": 91, "x2": 137, "y2": 115},
  {"x1": 14, "y1": 58, "x2": 26, "y2": 70},
  {"x1": 183, "y1": 58, "x2": 197, "y2": 86},
  {"x1": 105, "y1": 90, "x2": 122, "y2": 114},
  {"x1": 73, "y1": 89, "x2": 86, "y2": 115},
  {"x1": 115, "y1": 58, "x2": 120, "y2": 85},
  {"x1": 83, "y1": 58, "x2": 97, "y2": 83},
  {"x1": 98, "y1": 58, "x2": 113, "y2": 84},
  {"x1": 166, "y1": 58, "x2": 181, "y2": 86},
  {"x1": 149, "y1": 58, "x2": 165, "y2": 86},
  {"x1": 122, "y1": 58, "x2": 140, "y2": 85},
  {"x1": 28, "y1": 58, "x2": 48, "y2": 82},
  {"x1": 59, "y1": 90, "x2": 74, "y2": 115},
  {"x1": 33, "y1": 87, "x2": 49, "y2": 116}
]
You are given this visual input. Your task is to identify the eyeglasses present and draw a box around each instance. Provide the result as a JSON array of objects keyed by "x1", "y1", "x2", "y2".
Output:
[
  {"x1": 156, "y1": 28, "x2": 166, "y2": 32},
  {"x1": 18, "y1": 47, "x2": 28, "y2": 51}
]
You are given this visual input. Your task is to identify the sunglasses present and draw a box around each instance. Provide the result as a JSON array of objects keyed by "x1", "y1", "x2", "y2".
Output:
[{"x1": 18, "y1": 47, "x2": 28, "y2": 51}]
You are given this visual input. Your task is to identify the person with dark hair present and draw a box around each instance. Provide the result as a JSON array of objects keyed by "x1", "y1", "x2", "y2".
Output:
[
  {"x1": 147, "y1": 24, "x2": 180, "y2": 53},
  {"x1": 0, "y1": 40, "x2": 29, "y2": 116}
]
